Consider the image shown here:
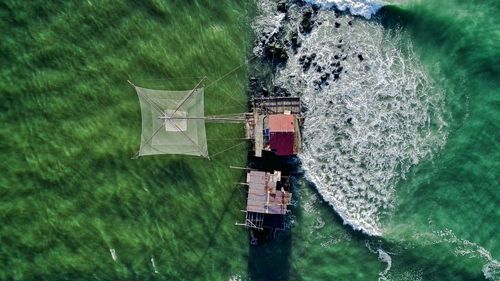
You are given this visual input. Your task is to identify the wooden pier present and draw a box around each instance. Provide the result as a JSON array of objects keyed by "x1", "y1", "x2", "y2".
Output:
[
  {"x1": 236, "y1": 170, "x2": 292, "y2": 232},
  {"x1": 252, "y1": 97, "x2": 301, "y2": 115}
]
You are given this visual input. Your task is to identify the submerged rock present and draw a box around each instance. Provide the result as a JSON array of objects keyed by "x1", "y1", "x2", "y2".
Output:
[
  {"x1": 290, "y1": 31, "x2": 300, "y2": 50},
  {"x1": 263, "y1": 43, "x2": 289, "y2": 64},
  {"x1": 277, "y1": 0, "x2": 287, "y2": 13},
  {"x1": 273, "y1": 86, "x2": 290, "y2": 97},
  {"x1": 300, "y1": 9, "x2": 314, "y2": 34},
  {"x1": 260, "y1": 87, "x2": 269, "y2": 97}
]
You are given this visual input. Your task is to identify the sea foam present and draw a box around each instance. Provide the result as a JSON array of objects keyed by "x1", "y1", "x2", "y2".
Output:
[
  {"x1": 251, "y1": 2, "x2": 446, "y2": 236},
  {"x1": 270, "y1": 10, "x2": 447, "y2": 235},
  {"x1": 304, "y1": 0, "x2": 384, "y2": 19},
  {"x1": 414, "y1": 229, "x2": 500, "y2": 281}
]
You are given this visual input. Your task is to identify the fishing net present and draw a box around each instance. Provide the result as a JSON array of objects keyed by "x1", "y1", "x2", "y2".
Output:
[{"x1": 132, "y1": 85, "x2": 208, "y2": 158}]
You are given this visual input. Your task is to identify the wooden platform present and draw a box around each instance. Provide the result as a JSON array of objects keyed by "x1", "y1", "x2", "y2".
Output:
[
  {"x1": 293, "y1": 115, "x2": 302, "y2": 154},
  {"x1": 252, "y1": 97, "x2": 301, "y2": 115},
  {"x1": 254, "y1": 113, "x2": 265, "y2": 157},
  {"x1": 245, "y1": 171, "x2": 291, "y2": 215}
]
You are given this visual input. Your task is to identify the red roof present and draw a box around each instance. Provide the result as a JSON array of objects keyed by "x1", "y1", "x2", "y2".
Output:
[
  {"x1": 270, "y1": 132, "x2": 294, "y2": 156},
  {"x1": 269, "y1": 114, "x2": 294, "y2": 132}
]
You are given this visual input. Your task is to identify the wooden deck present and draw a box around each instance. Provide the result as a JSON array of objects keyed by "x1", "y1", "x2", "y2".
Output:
[
  {"x1": 293, "y1": 115, "x2": 302, "y2": 154},
  {"x1": 245, "y1": 171, "x2": 291, "y2": 215},
  {"x1": 252, "y1": 97, "x2": 301, "y2": 115},
  {"x1": 254, "y1": 113, "x2": 264, "y2": 157}
]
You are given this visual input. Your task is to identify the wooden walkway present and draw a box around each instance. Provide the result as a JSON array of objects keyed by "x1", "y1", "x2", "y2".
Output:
[
  {"x1": 252, "y1": 97, "x2": 301, "y2": 115},
  {"x1": 254, "y1": 113, "x2": 264, "y2": 157}
]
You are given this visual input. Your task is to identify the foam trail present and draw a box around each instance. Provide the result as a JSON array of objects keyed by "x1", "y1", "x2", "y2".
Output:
[
  {"x1": 365, "y1": 241, "x2": 393, "y2": 280},
  {"x1": 414, "y1": 229, "x2": 500, "y2": 280},
  {"x1": 377, "y1": 248, "x2": 392, "y2": 280},
  {"x1": 151, "y1": 257, "x2": 159, "y2": 274},
  {"x1": 270, "y1": 9, "x2": 447, "y2": 235},
  {"x1": 304, "y1": 0, "x2": 384, "y2": 19},
  {"x1": 109, "y1": 248, "x2": 117, "y2": 262}
]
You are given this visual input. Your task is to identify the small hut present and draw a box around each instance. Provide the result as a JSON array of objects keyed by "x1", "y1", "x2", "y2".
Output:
[
  {"x1": 245, "y1": 97, "x2": 302, "y2": 157},
  {"x1": 236, "y1": 169, "x2": 292, "y2": 243},
  {"x1": 268, "y1": 114, "x2": 295, "y2": 156}
]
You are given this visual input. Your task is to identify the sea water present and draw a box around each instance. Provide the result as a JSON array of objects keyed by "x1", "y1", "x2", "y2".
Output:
[
  {"x1": 252, "y1": 0, "x2": 499, "y2": 280},
  {"x1": 1, "y1": 0, "x2": 499, "y2": 280}
]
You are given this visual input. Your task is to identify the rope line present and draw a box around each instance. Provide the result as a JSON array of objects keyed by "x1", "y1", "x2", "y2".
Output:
[
  {"x1": 207, "y1": 138, "x2": 249, "y2": 141},
  {"x1": 209, "y1": 141, "x2": 247, "y2": 158},
  {"x1": 205, "y1": 55, "x2": 258, "y2": 89}
]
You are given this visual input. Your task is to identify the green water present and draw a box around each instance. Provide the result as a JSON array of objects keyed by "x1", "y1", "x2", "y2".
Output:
[
  {"x1": 1, "y1": 0, "x2": 499, "y2": 280},
  {"x1": 378, "y1": 1, "x2": 500, "y2": 280},
  {"x1": 1, "y1": 1, "x2": 252, "y2": 280}
]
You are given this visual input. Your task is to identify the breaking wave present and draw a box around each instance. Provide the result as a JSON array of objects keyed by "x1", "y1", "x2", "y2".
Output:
[
  {"x1": 304, "y1": 0, "x2": 384, "y2": 19},
  {"x1": 254, "y1": 4, "x2": 448, "y2": 235},
  {"x1": 295, "y1": 19, "x2": 446, "y2": 235}
]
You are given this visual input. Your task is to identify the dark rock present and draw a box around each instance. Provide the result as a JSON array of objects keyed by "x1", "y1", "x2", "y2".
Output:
[
  {"x1": 312, "y1": 62, "x2": 317, "y2": 66},
  {"x1": 316, "y1": 66, "x2": 322, "y2": 72},
  {"x1": 337, "y1": 66, "x2": 343, "y2": 72},
  {"x1": 277, "y1": 0, "x2": 287, "y2": 13},
  {"x1": 334, "y1": 55, "x2": 339, "y2": 60},
  {"x1": 273, "y1": 86, "x2": 290, "y2": 97},
  {"x1": 337, "y1": 45, "x2": 342, "y2": 49},
  {"x1": 249, "y1": 77, "x2": 258, "y2": 89},
  {"x1": 303, "y1": 60, "x2": 312, "y2": 71},
  {"x1": 346, "y1": 117, "x2": 352, "y2": 124},
  {"x1": 348, "y1": 21, "x2": 353, "y2": 26},
  {"x1": 311, "y1": 53, "x2": 316, "y2": 59},
  {"x1": 320, "y1": 73, "x2": 329, "y2": 81},
  {"x1": 335, "y1": 22, "x2": 341, "y2": 28},
  {"x1": 290, "y1": 31, "x2": 300, "y2": 50},
  {"x1": 357, "y1": 54, "x2": 364, "y2": 61},
  {"x1": 263, "y1": 43, "x2": 289, "y2": 64},
  {"x1": 333, "y1": 73, "x2": 340, "y2": 80},
  {"x1": 260, "y1": 87, "x2": 269, "y2": 97},
  {"x1": 300, "y1": 10, "x2": 314, "y2": 34}
]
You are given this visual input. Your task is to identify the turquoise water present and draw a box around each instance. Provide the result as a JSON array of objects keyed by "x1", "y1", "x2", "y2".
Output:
[
  {"x1": 1, "y1": 0, "x2": 499, "y2": 280},
  {"x1": 379, "y1": 1, "x2": 500, "y2": 279}
]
